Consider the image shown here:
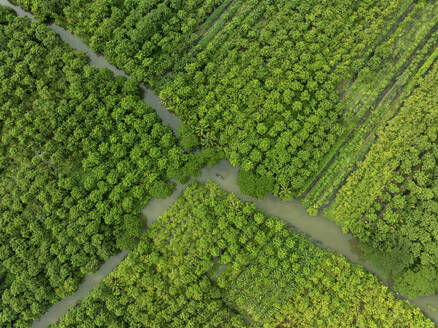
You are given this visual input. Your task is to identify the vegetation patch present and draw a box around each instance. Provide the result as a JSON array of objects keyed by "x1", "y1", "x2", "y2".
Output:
[
  {"x1": 0, "y1": 8, "x2": 218, "y2": 326},
  {"x1": 52, "y1": 182, "x2": 433, "y2": 328},
  {"x1": 327, "y1": 60, "x2": 438, "y2": 298}
]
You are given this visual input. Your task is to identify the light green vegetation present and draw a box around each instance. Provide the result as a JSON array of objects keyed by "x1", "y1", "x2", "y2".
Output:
[
  {"x1": 327, "y1": 60, "x2": 438, "y2": 297},
  {"x1": 161, "y1": 0, "x2": 411, "y2": 199},
  {"x1": 302, "y1": 0, "x2": 438, "y2": 214},
  {"x1": 4, "y1": 0, "x2": 438, "y2": 312},
  {"x1": 10, "y1": 0, "x2": 416, "y2": 199},
  {"x1": 51, "y1": 182, "x2": 433, "y2": 328},
  {"x1": 11, "y1": 0, "x2": 228, "y2": 86}
]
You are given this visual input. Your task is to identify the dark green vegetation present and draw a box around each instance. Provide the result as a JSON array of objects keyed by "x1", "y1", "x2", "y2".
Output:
[
  {"x1": 11, "y1": 0, "x2": 227, "y2": 86},
  {"x1": 10, "y1": 0, "x2": 418, "y2": 199},
  {"x1": 326, "y1": 61, "x2": 438, "y2": 298},
  {"x1": 161, "y1": 0, "x2": 414, "y2": 199},
  {"x1": 285, "y1": 3, "x2": 438, "y2": 300},
  {"x1": 0, "y1": 8, "x2": 219, "y2": 327},
  {"x1": 51, "y1": 182, "x2": 433, "y2": 328},
  {"x1": 4, "y1": 0, "x2": 438, "y2": 315}
]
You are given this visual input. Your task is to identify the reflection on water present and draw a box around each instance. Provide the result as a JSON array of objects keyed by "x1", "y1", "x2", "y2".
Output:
[
  {"x1": 1, "y1": 0, "x2": 437, "y2": 326},
  {"x1": 348, "y1": 237, "x2": 362, "y2": 259}
]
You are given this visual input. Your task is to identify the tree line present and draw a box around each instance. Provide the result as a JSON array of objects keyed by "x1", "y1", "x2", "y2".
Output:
[
  {"x1": 302, "y1": 0, "x2": 438, "y2": 214},
  {"x1": 11, "y1": 0, "x2": 226, "y2": 87},
  {"x1": 160, "y1": 0, "x2": 410, "y2": 199},
  {"x1": 6, "y1": 0, "x2": 438, "y2": 306}
]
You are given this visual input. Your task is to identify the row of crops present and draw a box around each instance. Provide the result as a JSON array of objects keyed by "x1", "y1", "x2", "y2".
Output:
[
  {"x1": 302, "y1": 0, "x2": 438, "y2": 213},
  {"x1": 160, "y1": 0, "x2": 412, "y2": 199},
  {"x1": 10, "y1": 0, "x2": 424, "y2": 197},
  {"x1": 11, "y1": 0, "x2": 228, "y2": 86}
]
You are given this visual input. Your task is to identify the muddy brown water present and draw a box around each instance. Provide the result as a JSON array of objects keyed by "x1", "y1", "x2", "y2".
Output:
[{"x1": 0, "y1": 1, "x2": 437, "y2": 326}]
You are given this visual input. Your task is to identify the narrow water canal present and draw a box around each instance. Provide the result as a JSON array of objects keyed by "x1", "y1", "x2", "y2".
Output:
[{"x1": 1, "y1": 0, "x2": 437, "y2": 326}]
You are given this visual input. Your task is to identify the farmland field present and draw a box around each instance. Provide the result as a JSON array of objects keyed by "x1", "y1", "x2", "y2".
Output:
[
  {"x1": 9, "y1": 1, "x2": 437, "y2": 200},
  {"x1": 51, "y1": 182, "x2": 434, "y2": 328},
  {"x1": 0, "y1": 7, "x2": 217, "y2": 326},
  {"x1": 1, "y1": 0, "x2": 438, "y2": 326},
  {"x1": 302, "y1": 0, "x2": 438, "y2": 213},
  {"x1": 327, "y1": 60, "x2": 438, "y2": 298}
]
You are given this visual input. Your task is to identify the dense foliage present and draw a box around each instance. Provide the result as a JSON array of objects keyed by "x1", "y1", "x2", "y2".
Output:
[
  {"x1": 302, "y1": 0, "x2": 438, "y2": 214},
  {"x1": 10, "y1": 0, "x2": 413, "y2": 199},
  {"x1": 160, "y1": 0, "x2": 413, "y2": 199},
  {"x1": 327, "y1": 61, "x2": 438, "y2": 297},
  {"x1": 11, "y1": 0, "x2": 227, "y2": 86},
  {"x1": 52, "y1": 182, "x2": 433, "y2": 328},
  {"x1": 5, "y1": 0, "x2": 438, "y2": 315},
  {"x1": 0, "y1": 8, "x2": 219, "y2": 327}
]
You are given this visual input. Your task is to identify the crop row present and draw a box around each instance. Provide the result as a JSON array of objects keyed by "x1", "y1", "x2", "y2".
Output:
[{"x1": 302, "y1": 1, "x2": 438, "y2": 213}]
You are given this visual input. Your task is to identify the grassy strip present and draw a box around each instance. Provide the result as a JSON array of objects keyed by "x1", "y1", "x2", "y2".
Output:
[
  {"x1": 186, "y1": 0, "x2": 267, "y2": 75},
  {"x1": 405, "y1": 46, "x2": 438, "y2": 90},
  {"x1": 307, "y1": 42, "x2": 438, "y2": 215},
  {"x1": 198, "y1": 0, "x2": 246, "y2": 48},
  {"x1": 344, "y1": 3, "x2": 438, "y2": 117},
  {"x1": 159, "y1": 0, "x2": 260, "y2": 88},
  {"x1": 340, "y1": 0, "x2": 414, "y2": 92},
  {"x1": 360, "y1": 0, "x2": 414, "y2": 66}
]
